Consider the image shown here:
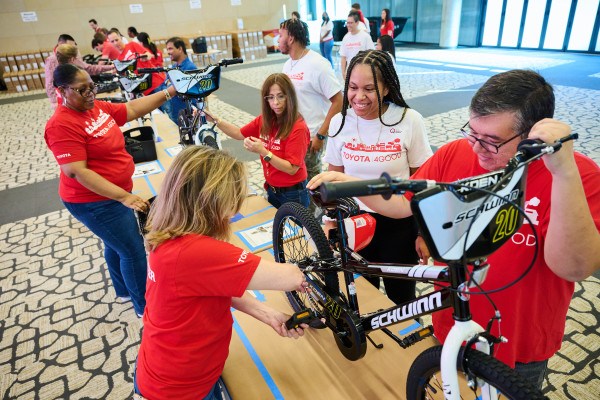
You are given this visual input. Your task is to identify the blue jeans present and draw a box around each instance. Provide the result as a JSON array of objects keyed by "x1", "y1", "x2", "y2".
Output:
[
  {"x1": 266, "y1": 180, "x2": 309, "y2": 209},
  {"x1": 63, "y1": 199, "x2": 147, "y2": 315},
  {"x1": 134, "y1": 358, "x2": 225, "y2": 399},
  {"x1": 514, "y1": 359, "x2": 548, "y2": 390},
  {"x1": 320, "y1": 40, "x2": 334, "y2": 68}
]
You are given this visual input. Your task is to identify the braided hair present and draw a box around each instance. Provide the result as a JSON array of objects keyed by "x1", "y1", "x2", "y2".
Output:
[{"x1": 332, "y1": 49, "x2": 409, "y2": 137}]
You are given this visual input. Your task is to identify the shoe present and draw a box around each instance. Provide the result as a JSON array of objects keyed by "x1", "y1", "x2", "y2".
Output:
[
  {"x1": 137, "y1": 313, "x2": 143, "y2": 318},
  {"x1": 118, "y1": 296, "x2": 131, "y2": 302}
]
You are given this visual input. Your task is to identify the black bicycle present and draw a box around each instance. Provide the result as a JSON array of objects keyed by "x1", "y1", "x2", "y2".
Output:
[
  {"x1": 138, "y1": 58, "x2": 243, "y2": 148},
  {"x1": 275, "y1": 137, "x2": 577, "y2": 399}
]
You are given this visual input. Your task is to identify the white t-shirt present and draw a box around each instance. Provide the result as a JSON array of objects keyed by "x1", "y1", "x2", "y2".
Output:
[
  {"x1": 283, "y1": 50, "x2": 342, "y2": 137},
  {"x1": 340, "y1": 30, "x2": 375, "y2": 65},
  {"x1": 324, "y1": 104, "x2": 433, "y2": 211},
  {"x1": 320, "y1": 20, "x2": 333, "y2": 41}
]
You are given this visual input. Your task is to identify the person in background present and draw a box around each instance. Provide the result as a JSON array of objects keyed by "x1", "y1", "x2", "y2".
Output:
[
  {"x1": 319, "y1": 11, "x2": 334, "y2": 68},
  {"x1": 323, "y1": 49, "x2": 432, "y2": 305},
  {"x1": 340, "y1": 11, "x2": 375, "y2": 81},
  {"x1": 278, "y1": 18, "x2": 343, "y2": 213},
  {"x1": 204, "y1": 73, "x2": 311, "y2": 208},
  {"x1": 291, "y1": 11, "x2": 310, "y2": 45},
  {"x1": 44, "y1": 64, "x2": 177, "y2": 318},
  {"x1": 45, "y1": 34, "x2": 114, "y2": 110},
  {"x1": 376, "y1": 34, "x2": 396, "y2": 64},
  {"x1": 110, "y1": 28, "x2": 129, "y2": 45},
  {"x1": 92, "y1": 32, "x2": 120, "y2": 64},
  {"x1": 137, "y1": 32, "x2": 164, "y2": 67},
  {"x1": 352, "y1": 3, "x2": 371, "y2": 33},
  {"x1": 127, "y1": 26, "x2": 139, "y2": 43},
  {"x1": 309, "y1": 69, "x2": 600, "y2": 389},
  {"x1": 380, "y1": 8, "x2": 394, "y2": 37},
  {"x1": 89, "y1": 19, "x2": 101, "y2": 33},
  {"x1": 165, "y1": 36, "x2": 197, "y2": 125},
  {"x1": 134, "y1": 146, "x2": 309, "y2": 399}
]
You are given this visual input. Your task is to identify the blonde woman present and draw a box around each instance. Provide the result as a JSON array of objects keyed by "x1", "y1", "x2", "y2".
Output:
[
  {"x1": 205, "y1": 73, "x2": 310, "y2": 208},
  {"x1": 134, "y1": 146, "x2": 308, "y2": 399}
]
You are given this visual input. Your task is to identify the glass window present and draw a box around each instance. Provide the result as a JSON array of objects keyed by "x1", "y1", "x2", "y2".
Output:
[
  {"x1": 567, "y1": 0, "x2": 600, "y2": 51},
  {"x1": 500, "y1": 0, "x2": 524, "y2": 47},
  {"x1": 482, "y1": 0, "x2": 503, "y2": 46},
  {"x1": 458, "y1": 0, "x2": 483, "y2": 46},
  {"x1": 543, "y1": 0, "x2": 572, "y2": 50},
  {"x1": 415, "y1": 0, "x2": 444, "y2": 44},
  {"x1": 521, "y1": 0, "x2": 547, "y2": 48},
  {"x1": 395, "y1": 0, "x2": 416, "y2": 42}
]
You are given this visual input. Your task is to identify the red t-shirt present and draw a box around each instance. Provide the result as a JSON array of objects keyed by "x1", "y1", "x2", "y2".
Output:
[
  {"x1": 44, "y1": 101, "x2": 134, "y2": 203},
  {"x1": 412, "y1": 139, "x2": 600, "y2": 367},
  {"x1": 136, "y1": 235, "x2": 260, "y2": 399},
  {"x1": 380, "y1": 20, "x2": 395, "y2": 37},
  {"x1": 118, "y1": 41, "x2": 165, "y2": 95},
  {"x1": 240, "y1": 115, "x2": 310, "y2": 187},
  {"x1": 102, "y1": 39, "x2": 121, "y2": 61}
]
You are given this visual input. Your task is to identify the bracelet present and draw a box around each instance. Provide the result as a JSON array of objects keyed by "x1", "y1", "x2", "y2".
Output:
[
  {"x1": 216, "y1": 118, "x2": 222, "y2": 126},
  {"x1": 163, "y1": 89, "x2": 171, "y2": 101}
]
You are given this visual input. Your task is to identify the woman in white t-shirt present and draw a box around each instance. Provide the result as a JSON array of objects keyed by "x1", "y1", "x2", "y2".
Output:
[
  {"x1": 323, "y1": 49, "x2": 433, "y2": 305},
  {"x1": 320, "y1": 11, "x2": 334, "y2": 68}
]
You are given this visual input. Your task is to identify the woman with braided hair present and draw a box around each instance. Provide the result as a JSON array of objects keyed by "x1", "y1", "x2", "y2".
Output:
[{"x1": 323, "y1": 49, "x2": 433, "y2": 305}]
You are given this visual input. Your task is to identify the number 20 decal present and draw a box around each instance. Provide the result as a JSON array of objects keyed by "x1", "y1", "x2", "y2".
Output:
[
  {"x1": 493, "y1": 207, "x2": 519, "y2": 242},
  {"x1": 198, "y1": 79, "x2": 213, "y2": 90}
]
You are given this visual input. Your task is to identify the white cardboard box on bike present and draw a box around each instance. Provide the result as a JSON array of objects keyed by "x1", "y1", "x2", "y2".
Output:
[{"x1": 222, "y1": 249, "x2": 439, "y2": 400}]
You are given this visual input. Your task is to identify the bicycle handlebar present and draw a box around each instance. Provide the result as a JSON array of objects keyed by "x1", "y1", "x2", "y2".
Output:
[
  {"x1": 321, "y1": 135, "x2": 578, "y2": 203},
  {"x1": 137, "y1": 58, "x2": 243, "y2": 74}
]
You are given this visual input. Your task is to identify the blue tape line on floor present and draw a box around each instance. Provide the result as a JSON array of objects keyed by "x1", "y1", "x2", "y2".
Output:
[
  {"x1": 143, "y1": 176, "x2": 156, "y2": 196},
  {"x1": 398, "y1": 321, "x2": 421, "y2": 336},
  {"x1": 156, "y1": 136, "x2": 162, "y2": 142},
  {"x1": 231, "y1": 314, "x2": 284, "y2": 399}
]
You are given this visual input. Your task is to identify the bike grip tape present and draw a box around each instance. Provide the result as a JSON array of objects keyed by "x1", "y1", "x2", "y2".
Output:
[{"x1": 320, "y1": 177, "x2": 390, "y2": 202}]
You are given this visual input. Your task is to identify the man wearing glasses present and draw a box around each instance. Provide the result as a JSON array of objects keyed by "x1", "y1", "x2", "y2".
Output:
[{"x1": 309, "y1": 69, "x2": 600, "y2": 389}]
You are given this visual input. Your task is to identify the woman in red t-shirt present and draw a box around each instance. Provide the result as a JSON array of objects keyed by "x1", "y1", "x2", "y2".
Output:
[
  {"x1": 380, "y1": 8, "x2": 394, "y2": 37},
  {"x1": 44, "y1": 63, "x2": 176, "y2": 318},
  {"x1": 134, "y1": 146, "x2": 308, "y2": 400},
  {"x1": 137, "y1": 32, "x2": 164, "y2": 67},
  {"x1": 205, "y1": 73, "x2": 310, "y2": 208}
]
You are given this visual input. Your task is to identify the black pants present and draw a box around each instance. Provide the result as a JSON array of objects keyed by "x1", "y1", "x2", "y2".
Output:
[{"x1": 359, "y1": 212, "x2": 419, "y2": 305}]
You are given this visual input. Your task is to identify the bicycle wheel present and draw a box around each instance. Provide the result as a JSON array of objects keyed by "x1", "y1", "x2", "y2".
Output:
[
  {"x1": 202, "y1": 134, "x2": 219, "y2": 150},
  {"x1": 273, "y1": 202, "x2": 333, "y2": 328},
  {"x1": 406, "y1": 345, "x2": 548, "y2": 400}
]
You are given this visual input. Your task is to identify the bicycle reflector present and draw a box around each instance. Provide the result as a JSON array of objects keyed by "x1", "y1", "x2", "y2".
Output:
[{"x1": 343, "y1": 214, "x2": 376, "y2": 252}]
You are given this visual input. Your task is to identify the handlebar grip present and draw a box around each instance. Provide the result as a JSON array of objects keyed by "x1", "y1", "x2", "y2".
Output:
[
  {"x1": 137, "y1": 68, "x2": 163, "y2": 73},
  {"x1": 219, "y1": 58, "x2": 244, "y2": 66},
  {"x1": 321, "y1": 176, "x2": 391, "y2": 202}
]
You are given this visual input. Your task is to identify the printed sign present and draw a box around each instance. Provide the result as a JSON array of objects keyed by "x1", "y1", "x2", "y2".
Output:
[
  {"x1": 21, "y1": 12, "x2": 38, "y2": 22},
  {"x1": 129, "y1": 4, "x2": 143, "y2": 13}
]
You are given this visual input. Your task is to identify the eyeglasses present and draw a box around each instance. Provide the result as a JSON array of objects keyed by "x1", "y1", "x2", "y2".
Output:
[
  {"x1": 65, "y1": 84, "x2": 98, "y2": 98},
  {"x1": 460, "y1": 122, "x2": 522, "y2": 154},
  {"x1": 264, "y1": 94, "x2": 286, "y2": 103}
]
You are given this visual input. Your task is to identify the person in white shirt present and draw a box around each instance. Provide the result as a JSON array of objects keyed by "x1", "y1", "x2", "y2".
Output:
[
  {"x1": 319, "y1": 11, "x2": 334, "y2": 68},
  {"x1": 278, "y1": 18, "x2": 343, "y2": 205},
  {"x1": 340, "y1": 11, "x2": 375, "y2": 81},
  {"x1": 323, "y1": 49, "x2": 433, "y2": 305}
]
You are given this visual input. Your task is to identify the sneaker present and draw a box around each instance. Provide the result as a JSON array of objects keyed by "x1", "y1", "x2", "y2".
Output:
[
  {"x1": 118, "y1": 296, "x2": 131, "y2": 302},
  {"x1": 137, "y1": 313, "x2": 143, "y2": 318}
]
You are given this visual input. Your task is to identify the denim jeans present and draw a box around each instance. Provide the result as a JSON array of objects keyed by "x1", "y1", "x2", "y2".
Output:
[
  {"x1": 134, "y1": 358, "x2": 225, "y2": 399},
  {"x1": 266, "y1": 180, "x2": 309, "y2": 209},
  {"x1": 514, "y1": 359, "x2": 548, "y2": 390},
  {"x1": 63, "y1": 199, "x2": 147, "y2": 315},
  {"x1": 320, "y1": 40, "x2": 334, "y2": 68}
]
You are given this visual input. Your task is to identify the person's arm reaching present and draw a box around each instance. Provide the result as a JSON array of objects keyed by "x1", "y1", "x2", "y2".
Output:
[
  {"x1": 310, "y1": 92, "x2": 343, "y2": 154},
  {"x1": 529, "y1": 118, "x2": 600, "y2": 281},
  {"x1": 125, "y1": 85, "x2": 176, "y2": 121},
  {"x1": 204, "y1": 111, "x2": 244, "y2": 140}
]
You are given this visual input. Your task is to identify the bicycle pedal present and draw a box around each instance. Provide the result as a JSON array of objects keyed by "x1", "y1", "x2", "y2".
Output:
[
  {"x1": 398, "y1": 325, "x2": 434, "y2": 349},
  {"x1": 285, "y1": 309, "x2": 320, "y2": 330}
]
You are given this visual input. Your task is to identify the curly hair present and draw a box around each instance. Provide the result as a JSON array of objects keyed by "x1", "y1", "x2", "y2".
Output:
[{"x1": 332, "y1": 49, "x2": 409, "y2": 137}]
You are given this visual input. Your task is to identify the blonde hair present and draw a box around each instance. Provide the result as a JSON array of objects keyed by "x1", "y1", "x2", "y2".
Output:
[
  {"x1": 144, "y1": 146, "x2": 247, "y2": 249},
  {"x1": 260, "y1": 73, "x2": 302, "y2": 141},
  {"x1": 56, "y1": 44, "x2": 78, "y2": 64}
]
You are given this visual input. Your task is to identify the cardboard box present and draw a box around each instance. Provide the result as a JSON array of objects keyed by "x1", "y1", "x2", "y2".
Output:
[
  {"x1": 39, "y1": 70, "x2": 46, "y2": 87},
  {"x1": 24, "y1": 71, "x2": 36, "y2": 90},
  {"x1": 17, "y1": 72, "x2": 29, "y2": 91},
  {"x1": 11, "y1": 74, "x2": 22, "y2": 92},
  {"x1": 7, "y1": 55, "x2": 18, "y2": 72},
  {"x1": 0, "y1": 54, "x2": 10, "y2": 74},
  {"x1": 35, "y1": 53, "x2": 44, "y2": 68},
  {"x1": 4, "y1": 72, "x2": 16, "y2": 92},
  {"x1": 28, "y1": 54, "x2": 39, "y2": 69},
  {"x1": 32, "y1": 71, "x2": 43, "y2": 89}
]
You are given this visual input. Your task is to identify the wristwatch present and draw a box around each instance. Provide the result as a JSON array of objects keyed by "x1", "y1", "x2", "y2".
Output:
[
  {"x1": 316, "y1": 133, "x2": 326, "y2": 140},
  {"x1": 263, "y1": 151, "x2": 273, "y2": 162}
]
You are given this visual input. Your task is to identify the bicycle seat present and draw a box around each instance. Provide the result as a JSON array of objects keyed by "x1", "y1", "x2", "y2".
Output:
[{"x1": 167, "y1": 66, "x2": 221, "y2": 98}]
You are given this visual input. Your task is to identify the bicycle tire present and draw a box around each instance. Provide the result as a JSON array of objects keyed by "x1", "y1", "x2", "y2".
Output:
[
  {"x1": 273, "y1": 202, "x2": 333, "y2": 328},
  {"x1": 406, "y1": 345, "x2": 548, "y2": 400},
  {"x1": 202, "y1": 134, "x2": 219, "y2": 150}
]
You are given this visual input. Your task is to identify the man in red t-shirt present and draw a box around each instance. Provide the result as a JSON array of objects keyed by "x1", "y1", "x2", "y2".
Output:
[
  {"x1": 309, "y1": 69, "x2": 600, "y2": 389},
  {"x1": 92, "y1": 32, "x2": 120, "y2": 64},
  {"x1": 108, "y1": 31, "x2": 166, "y2": 96}
]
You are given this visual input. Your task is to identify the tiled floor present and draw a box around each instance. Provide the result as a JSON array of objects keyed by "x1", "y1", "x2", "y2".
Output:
[{"x1": 0, "y1": 48, "x2": 599, "y2": 399}]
